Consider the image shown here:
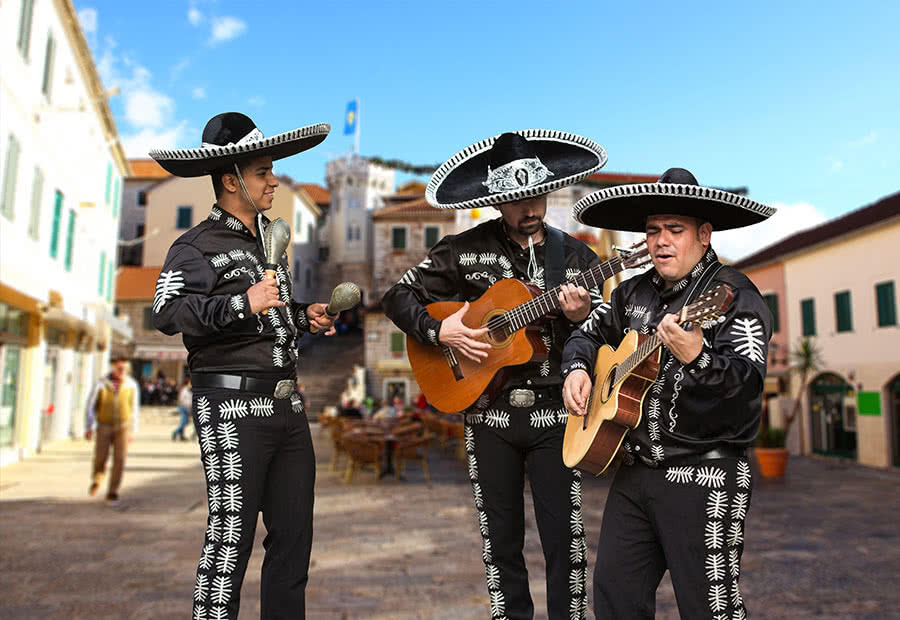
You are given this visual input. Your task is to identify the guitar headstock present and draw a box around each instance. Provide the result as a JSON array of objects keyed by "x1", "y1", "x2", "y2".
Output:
[
  {"x1": 614, "y1": 240, "x2": 651, "y2": 270},
  {"x1": 680, "y1": 284, "x2": 735, "y2": 325}
]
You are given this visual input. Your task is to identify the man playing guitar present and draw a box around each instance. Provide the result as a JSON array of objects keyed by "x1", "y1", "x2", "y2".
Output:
[
  {"x1": 383, "y1": 130, "x2": 608, "y2": 619},
  {"x1": 562, "y1": 168, "x2": 775, "y2": 619}
]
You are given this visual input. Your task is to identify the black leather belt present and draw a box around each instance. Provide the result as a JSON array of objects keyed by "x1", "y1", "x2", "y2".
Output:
[
  {"x1": 192, "y1": 373, "x2": 296, "y2": 399},
  {"x1": 504, "y1": 385, "x2": 562, "y2": 408},
  {"x1": 637, "y1": 446, "x2": 747, "y2": 469}
]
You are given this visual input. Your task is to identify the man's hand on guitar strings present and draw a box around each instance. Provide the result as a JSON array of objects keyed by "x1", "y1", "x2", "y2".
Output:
[
  {"x1": 563, "y1": 369, "x2": 592, "y2": 416},
  {"x1": 438, "y1": 302, "x2": 490, "y2": 363},
  {"x1": 558, "y1": 283, "x2": 591, "y2": 323},
  {"x1": 655, "y1": 313, "x2": 703, "y2": 365}
]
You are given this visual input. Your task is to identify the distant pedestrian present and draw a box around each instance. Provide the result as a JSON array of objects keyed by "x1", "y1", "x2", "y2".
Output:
[
  {"x1": 85, "y1": 356, "x2": 140, "y2": 505},
  {"x1": 172, "y1": 376, "x2": 192, "y2": 441}
]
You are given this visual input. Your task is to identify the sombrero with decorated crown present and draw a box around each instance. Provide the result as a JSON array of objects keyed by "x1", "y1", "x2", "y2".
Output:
[
  {"x1": 572, "y1": 167, "x2": 776, "y2": 231},
  {"x1": 150, "y1": 112, "x2": 330, "y2": 178},
  {"x1": 425, "y1": 130, "x2": 607, "y2": 210}
]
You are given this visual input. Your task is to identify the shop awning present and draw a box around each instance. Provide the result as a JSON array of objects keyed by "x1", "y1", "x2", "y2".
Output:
[{"x1": 133, "y1": 345, "x2": 188, "y2": 361}]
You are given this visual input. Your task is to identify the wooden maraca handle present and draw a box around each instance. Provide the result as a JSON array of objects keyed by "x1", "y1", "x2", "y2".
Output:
[{"x1": 261, "y1": 268, "x2": 277, "y2": 316}]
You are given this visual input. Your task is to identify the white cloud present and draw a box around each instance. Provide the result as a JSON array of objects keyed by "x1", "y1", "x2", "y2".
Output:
[
  {"x1": 192, "y1": 87, "x2": 206, "y2": 99},
  {"x1": 714, "y1": 201, "x2": 828, "y2": 262},
  {"x1": 78, "y1": 8, "x2": 98, "y2": 34},
  {"x1": 210, "y1": 16, "x2": 247, "y2": 44},
  {"x1": 125, "y1": 89, "x2": 175, "y2": 128},
  {"x1": 188, "y1": 7, "x2": 203, "y2": 25},
  {"x1": 849, "y1": 131, "x2": 878, "y2": 148},
  {"x1": 248, "y1": 96, "x2": 265, "y2": 107},
  {"x1": 121, "y1": 123, "x2": 190, "y2": 158},
  {"x1": 830, "y1": 159, "x2": 844, "y2": 173}
]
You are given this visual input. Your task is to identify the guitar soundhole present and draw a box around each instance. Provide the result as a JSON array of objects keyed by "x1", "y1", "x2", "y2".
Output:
[
  {"x1": 599, "y1": 367, "x2": 616, "y2": 404},
  {"x1": 482, "y1": 310, "x2": 513, "y2": 349}
]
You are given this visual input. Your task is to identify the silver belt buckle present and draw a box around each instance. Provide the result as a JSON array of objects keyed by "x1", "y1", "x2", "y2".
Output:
[
  {"x1": 509, "y1": 389, "x2": 535, "y2": 408},
  {"x1": 274, "y1": 379, "x2": 295, "y2": 400}
]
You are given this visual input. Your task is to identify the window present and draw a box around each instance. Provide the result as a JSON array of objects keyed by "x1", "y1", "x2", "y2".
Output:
[
  {"x1": 425, "y1": 226, "x2": 440, "y2": 249},
  {"x1": 1, "y1": 134, "x2": 21, "y2": 220},
  {"x1": 294, "y1": 259, "x2": 300, "y2": 275},
  {"x1": 346, "y1": 225, "x2": 353, "y2": 242},
  {"x1": 392, "y1": 227, "x2": 407, "y2": 251},
  {"x1": 98, "y1": 252, "x2": 106, "y2": 295},
  {"x1": 390, "y1": 332, "x2": 405, "y2": 356},
  {"x1": 143, "y1": 307, "x2": 153, "y2": 330},
  {"x1": 295, "y1": 211, "x2": 302, "y2": 234},
  {"x1": 176, "y1": 206, "x2": 192, "y2": 229},
  {"x1": 305, "y1": 267, "x2": 311, "y2": 289},
  {"x1": 876, "y1": 281, "x2": 897, "y2": 327},
  {"x1": 834, "y1": 290, "x2": 852, "y2": 333},
  {"x1": 17, "y1": 0, "x2": 35, "y2": 60},
  {"x1": 28, "y1": 167, "x2": 43, "y2": 239},
  {"x1": 801, "y1": 298, "x2": 816, "y2": 337},
  {"x1": 136, "y1": 224, "x2": 145, "y2": 239},
  {"x1": 106, "y1": 261, "x2": 114, "y2": 302},
  {"x1": 104, "y1": 163, "x2": 112, "y2": 205},
  {"x1": 112, "y1": 177, "x2": 121, "y2": 218},
  {"x1": 307, "y1": 224, "x2": 315, "y2": 244},
  {"x1": 137, "y1": 190, "x2": 147, "y2": 206},
  {"x1": 49, "y1": 191, "x2": 63, "y2": 258},
  {"x1": 763, "y1": 293, "x2": 779, "y2": 333},
  {"x1": 64, "y1": 209, "x2": 76, "y2": 271},
  {"x1": 41, "y1": 33, "x2": 55, "y2": 99},
  {"x1": 318, "y1": 246, "x2": 329, "y2": 262}
]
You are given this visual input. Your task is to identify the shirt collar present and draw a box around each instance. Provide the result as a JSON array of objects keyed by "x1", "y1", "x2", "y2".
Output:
[
  {"x1": 651, "y1": 246, "x2": 719, "y2": 299},
  {"x1": 208, "y1": 204, "x2": 269, "y2": 238}
]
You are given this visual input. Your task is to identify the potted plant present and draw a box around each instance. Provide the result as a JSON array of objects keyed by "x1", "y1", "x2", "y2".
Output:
[{"x1": 755, "y1": 337, "x2": 824, "y2": 478}]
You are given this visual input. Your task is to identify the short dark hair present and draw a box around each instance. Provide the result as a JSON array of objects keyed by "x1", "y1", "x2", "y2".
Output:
[{"x1": 210, "y1": 157, "x2": 255, "y2": 199}]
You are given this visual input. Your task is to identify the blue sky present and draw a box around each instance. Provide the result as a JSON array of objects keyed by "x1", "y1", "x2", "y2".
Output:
[{"x1": 75, "y1": 1, "x2": 899, "y2": 259}]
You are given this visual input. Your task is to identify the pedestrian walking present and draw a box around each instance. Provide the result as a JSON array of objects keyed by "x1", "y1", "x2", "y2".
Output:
[{"x1": 172, "y1": 376, "x2": 192, "y2": 441}]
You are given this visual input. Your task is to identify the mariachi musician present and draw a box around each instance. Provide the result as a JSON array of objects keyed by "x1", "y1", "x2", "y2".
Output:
[
  {"x1": 562, "y1": 168, "x2": 775, "y2": 619},
  {"x1": 150, "y1": 112, "x2": 337, "y2": 620},
  {"x1": 383, "y1": 130, "x2": 607, "y2": 620}
]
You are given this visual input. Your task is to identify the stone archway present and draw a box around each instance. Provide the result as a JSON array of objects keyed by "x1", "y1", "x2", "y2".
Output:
[
  {"x1": 809, "y1": 372, "x2": 857, "y2": 459},
  {"x1": 888, "y1": 373, "x2": 900, "y2": 467}
]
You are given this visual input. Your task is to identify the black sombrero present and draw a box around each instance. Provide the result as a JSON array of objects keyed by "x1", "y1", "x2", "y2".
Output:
[
  {"x1": 425, "y1": 130, "x2": 607, "y2": 210},
  {"x1": 150, "y1": 112, "x2": 330, "y2": 178},
  {"x1": 572, "y1": 167, "x2": 775, "y2": 231}
]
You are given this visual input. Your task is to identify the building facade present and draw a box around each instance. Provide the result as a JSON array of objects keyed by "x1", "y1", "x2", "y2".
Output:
[
  {"x1": 735, "y1": 193, "x2": 900, "y2": 468},
  {"x1": 1, "y1": 0, "x2": 130, "y2": 465},
  {"x1": 118, "y1": 158, "x2": 170, "y2": 266}
]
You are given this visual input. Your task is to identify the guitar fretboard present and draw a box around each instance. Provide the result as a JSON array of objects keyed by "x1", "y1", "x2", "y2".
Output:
[{"x1": 487, "y1": 255, "x2": 626, "y2": 334}]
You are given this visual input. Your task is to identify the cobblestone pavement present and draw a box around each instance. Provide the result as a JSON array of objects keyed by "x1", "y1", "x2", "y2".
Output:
[{"x1": 1, "y1": 409, "x2": 899, "y2": 619}]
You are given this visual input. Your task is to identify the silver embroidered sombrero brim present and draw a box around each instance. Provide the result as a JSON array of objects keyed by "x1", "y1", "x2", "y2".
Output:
[
  {"x1": 573, "y1": 181, "x2": 776, "y2": 231},
  {"x1": 425, "y1": 129, "x2": 608, "y2": 210},
  {"x1": 150, "y1": 123, "x2": 330, "y2": 178}
]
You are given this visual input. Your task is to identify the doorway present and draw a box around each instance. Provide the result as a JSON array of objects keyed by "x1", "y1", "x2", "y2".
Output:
[{"x1": 809, "y1": 373, "x2": 857, "y2": 459}]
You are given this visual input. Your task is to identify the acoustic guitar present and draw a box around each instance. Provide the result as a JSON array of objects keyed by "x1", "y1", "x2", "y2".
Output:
[
  {"x1": 407, "y1": 244, "x2": 651, "y2": 413},
  {"x1": 562, "y1": 284, "x2": 734, "y2": 475}
]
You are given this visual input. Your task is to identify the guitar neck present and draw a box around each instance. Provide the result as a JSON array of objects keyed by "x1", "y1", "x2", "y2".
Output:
[
  {"x1": 613, "y1": 333, "x2": 663, "y2": 385},
  {"x1": 501, "y1": 255, "x2": 626, "y2": 332}
]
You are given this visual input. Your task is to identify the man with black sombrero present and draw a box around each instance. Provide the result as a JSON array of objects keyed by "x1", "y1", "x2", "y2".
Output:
[
  {"x1": 561, "y1": 168, "x2": 775, "y2": 619},
  {"x1": 150, "y1": 112, "x2": 336, "y2": 619},
  {"x1": 383, "y1": 130, "x2": 608, "y2": 619}
]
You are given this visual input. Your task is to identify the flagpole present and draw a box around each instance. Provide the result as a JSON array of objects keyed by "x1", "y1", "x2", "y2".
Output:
[{"x1": 354, "y1": 97, "x2": 360, "y2": 155}]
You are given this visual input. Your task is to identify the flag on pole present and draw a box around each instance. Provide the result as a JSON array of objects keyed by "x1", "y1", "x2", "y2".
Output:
[{"x1": 343, "y1": 100, "x2": 358, "y2": 136}]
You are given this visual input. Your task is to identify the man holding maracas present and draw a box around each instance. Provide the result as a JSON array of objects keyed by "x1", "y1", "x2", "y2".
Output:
[{"x1": 150, "y1": 112, "x2": 353, "y2": 620}]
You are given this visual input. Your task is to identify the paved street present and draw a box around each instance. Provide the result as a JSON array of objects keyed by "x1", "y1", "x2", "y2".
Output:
[{"x1": 1, "y1": 409, "x2": 899, "y2": 620}]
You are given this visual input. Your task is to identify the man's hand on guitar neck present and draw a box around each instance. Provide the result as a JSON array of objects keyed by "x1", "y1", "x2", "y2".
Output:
[
  {"x1": 438, "y1": 302, "x2": 491, "y2": 363},
  {"x1": 558, "y1": 283, "x2": 592, "y2": 323},
  {"x1": 563, "y1": 369, "x2": 592, "y2": 417},
  {"x1": 656, "y1": 313, "x2": 704, "y2": 365}
]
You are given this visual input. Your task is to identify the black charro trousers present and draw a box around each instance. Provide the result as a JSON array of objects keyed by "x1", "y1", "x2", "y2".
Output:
[
  {"x1": 593, "y1": 456, "x2": 753, "y2": 620},
  {"x1": 190, "y1": 386, "x2": 315, "y2": 620},
  {"x1": 465, "y1": 396, "x2": 588, "y2": 620}
]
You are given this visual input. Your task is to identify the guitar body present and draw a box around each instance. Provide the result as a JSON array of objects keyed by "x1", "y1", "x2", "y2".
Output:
[
  {"x1": 563, "y1": 330, "x2": 660, "y2": 475},
  {"x1": 407, "y1": 279, "x2": 547, "y2": 413}
]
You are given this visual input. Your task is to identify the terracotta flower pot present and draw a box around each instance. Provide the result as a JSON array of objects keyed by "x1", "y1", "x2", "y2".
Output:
[{"x1": 755, "y1": 447, "x2": 789, "y2": 478}]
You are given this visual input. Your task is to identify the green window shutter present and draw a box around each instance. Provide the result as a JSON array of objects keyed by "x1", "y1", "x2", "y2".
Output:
[
  {"x1": 1, "y1": 135, "x2": 21, "y2": 220},
  {"x1": 28, "y1": 166, "x2": 43, "y2": 239},
  {"x1": 64, "y1": 209, "x2": 76, "y2": 271},
  {"x1": 876, "y1": 281, "x2": 897, "y2": 327},
  {"x1": 104, "y1": 163, "x2": 112, "y2": 205},
  {"x1": 763, "y1": 293, "x2": 779, "y2": 333},
  {"x1": 98, "y1": 251, "x2": 106, "y2": 295},
  {"x1": 390, "y1": 332, "x2": 405, "y2": 354},
  {"x1": 835, "y1": 291, "x2": 852, "y2": 332},
  {"x1": 142, "y1": 307, "x2": 153, "y2": 330},
  {"x1": 49, "y1": 190, "x2": 63, "y2": 258},
  {"x1": 41, "y1": 33, "x2": 55, "y2": 99},
  {"x1": 176, "y1": 206, "x2": 192, "y2": 229},
  {"x1": 295, "y1": 212, "x2": 302, "y2": 234},
  {"x1": 112, "y1": 177, "x2": 121, "y2": 218},
  {"x1": 392, "y1": 227, "x2": 406, "y2": 250},
  {"x1": 425, "y1": 226, "x2": 439, "y2": 249},
  {"x1": 17, "y1": 0, "x2": 35, "y2": 59},
  {"x1": 801, "y1": 298, "x2": 816, "y2": 337}
]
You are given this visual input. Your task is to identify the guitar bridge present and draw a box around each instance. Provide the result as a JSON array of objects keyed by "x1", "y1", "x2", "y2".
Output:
[{"x1": 442, "y1": 346, "x2": 464, "y2": 381}]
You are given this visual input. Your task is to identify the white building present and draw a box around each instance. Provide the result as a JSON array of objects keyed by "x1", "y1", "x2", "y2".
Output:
[{"x1": 0, "y1": 0, "x2": 130, "y2": 465}]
